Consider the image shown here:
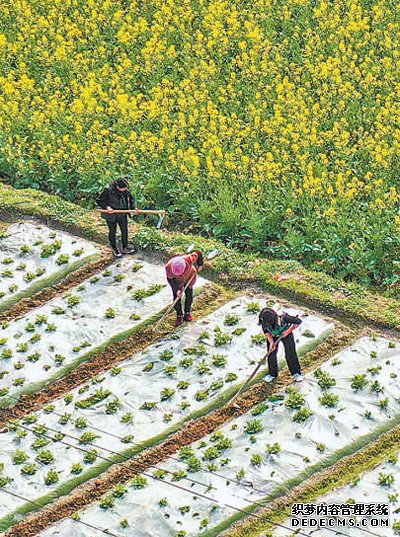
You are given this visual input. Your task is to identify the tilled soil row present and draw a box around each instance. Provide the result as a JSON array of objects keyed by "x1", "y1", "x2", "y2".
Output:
[
  {"x1": 220, "y1": 425, "x2": 400, "y2": 537},
  {"x1": 3, "y1": 325, "x2": 357, "y2": 537},
  {"x1": 0, "y1": 221, "x2": 10, "y2": 233},
  {"x1": 0, "y1": 247, "x2": 113, "y2": 324},
  {"x1": 0, "y1": 284, "x2": 231, "y2": 429}
]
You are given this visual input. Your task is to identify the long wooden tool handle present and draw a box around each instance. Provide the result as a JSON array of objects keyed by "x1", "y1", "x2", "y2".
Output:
[
  {"x1": 97, "y1": 209, "x2": 166, "y2": 215},
  {"x1": 152, "y1": 273, "x2": 196, "y2": 332},
  {"x1": 231, "y1": 335, "x2": 285, "y2": 404}
]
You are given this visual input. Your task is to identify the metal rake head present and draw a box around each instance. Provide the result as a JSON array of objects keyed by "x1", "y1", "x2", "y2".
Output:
[
  {"x1": 156, "y1": 211, "x2": 166, "y2": 229},
  {"x1": 206, "y1": 249, "x2": 219, "y2": 260}
]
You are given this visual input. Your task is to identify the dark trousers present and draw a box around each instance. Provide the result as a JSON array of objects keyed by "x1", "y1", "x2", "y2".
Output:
[
  {"x1": 173, "y1": 287, "x2": 193, "y2": 316},
  {"x1": 267, "y1": 332, "x2": 301, "y2": 377},
  {"x1": 107, "y1": 216, "x2": 128, "y2": 249}
]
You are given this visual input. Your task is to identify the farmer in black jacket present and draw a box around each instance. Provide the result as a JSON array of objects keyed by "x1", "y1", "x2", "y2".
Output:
[
  {"x1": 96, "y1": 178, "x2": 137, "y2": 257},
  {"x1": 258, "y1": 307, "x2": 303, "y2": 383}
]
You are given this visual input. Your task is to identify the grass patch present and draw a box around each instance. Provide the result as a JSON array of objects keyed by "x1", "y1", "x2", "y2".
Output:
[
  {"x1": 201, "y1": 415, "x2": 400, "y2": 537},
  {"x1": 1, "y1": 183, "x2": 399, "y2": 329}
]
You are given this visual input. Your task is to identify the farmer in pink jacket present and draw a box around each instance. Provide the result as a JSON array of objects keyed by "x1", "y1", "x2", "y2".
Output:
[{"x1": 165, "y1": 250, "x2": 204, "y2": 326}]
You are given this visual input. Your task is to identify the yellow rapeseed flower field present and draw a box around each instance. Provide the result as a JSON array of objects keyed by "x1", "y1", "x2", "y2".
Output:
[{"x1": 0, "y1": 0, "x2": 399, "y2": 284}]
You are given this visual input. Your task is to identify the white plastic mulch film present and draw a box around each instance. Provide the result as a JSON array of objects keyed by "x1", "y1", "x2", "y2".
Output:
[
  {"x1": 0, "y1": 222, "x2": 100, "y2": 309},
  {"x1": 38, "y1": 336, "x2": 399, "y2": 537},
  {"x1": 0, "y1": 297, "x2": 333, "y2": 521},
  {"x1": 0, "y1": 256, "x2": 191, "y2": 403},
  {"x1": 274, "y1": 454, "x2": 400, "y2": 536}
]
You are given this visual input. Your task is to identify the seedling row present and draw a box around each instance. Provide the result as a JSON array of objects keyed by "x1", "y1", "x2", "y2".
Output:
[
  {"x1": 0, "y1": 257, "x2": 185, "y2": 403},
  {"x1": 0, "y1": 222, "x2": 101, "y2": 313},
  {"x1": 33, "y1": 336, "x2": 399, "y2": 537},
  {"x1": 0, "y1": 297, "x2": 333, "y2": 527},
  {"x1": 1, "y1": 221, "x2": 396, "y2": 537}
]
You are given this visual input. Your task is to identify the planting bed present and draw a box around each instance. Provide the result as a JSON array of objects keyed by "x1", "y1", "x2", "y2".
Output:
[
  {"x1": 0, "y1": 209, "x2": 397, "y2": 537},
  {"x1": 34, "y1": 336, "x2": 400, "y2": 537},
  {"x1": 0, "y1": 256, "x2": 197, "y2": 404},
  {"x1": 0, "y1": 297, "x2": 333, "y2": 526},
  {"x1": 0, "y1": 222, "x2": 100, "y2": 313},
  {"x1": 274, "y1": 452, "x2": 400, "y2": 536}
]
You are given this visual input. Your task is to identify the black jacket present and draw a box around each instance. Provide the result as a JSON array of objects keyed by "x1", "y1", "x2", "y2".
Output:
[
  {"x1": 96, "y1": 182, "x2": 135, "y2": 223},
  {"x1": 261, "y1": 313, "x2": 302, "y2": 340}
]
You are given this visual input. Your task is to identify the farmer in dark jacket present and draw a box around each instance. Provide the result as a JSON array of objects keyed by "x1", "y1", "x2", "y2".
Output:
[
  {"x1": 258, "y1": 307, "x2": 303, "y2": 383},
  {"x1": 96, "y1": 178, "x2": 137, "y2": 257}
]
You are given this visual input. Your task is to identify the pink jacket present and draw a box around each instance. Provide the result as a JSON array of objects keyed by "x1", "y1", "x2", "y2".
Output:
[{"x1": 165, "y1": 252, "x2": 201, "y2": 289}]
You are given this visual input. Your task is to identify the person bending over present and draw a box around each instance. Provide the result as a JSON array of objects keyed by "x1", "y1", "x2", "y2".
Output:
[
  {"x1": 166, "y1": 250, "x2": 204, "y2": 327},
  {"x1": 258, "y1": 307, "x2": 303, "y2": 383}
]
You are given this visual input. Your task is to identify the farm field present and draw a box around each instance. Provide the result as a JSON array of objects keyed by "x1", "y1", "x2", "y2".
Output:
[
  {"x1": 0, "y1": 1, "x2": 399, "y2": 283},
  {"x1": 1, "y1": 0, "x2": 400, "y2": 534},
  {"x1": 0, "y1": 297, "x2": 333, "y2": 527},
  {"x1": 0, "y1": 200, "x2": 399, "y2": 537},
  {"x1": 274, "y1": 454, "x2": 400, "y2": 536},
  {"x1": 0, "y1": 255, "x2": 197, "y2": 404},
  {"x1": 0, "y1": 221, "x2": 101, "y2": 312},
  {"x1": 34, "y1": 337, "x2": 400, "y2": 537}
]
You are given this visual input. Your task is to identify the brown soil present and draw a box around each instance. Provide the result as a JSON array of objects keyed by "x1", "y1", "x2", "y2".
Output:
[
  {"x1": 0, "y1": 284, "x2": 230, "y2": 429},
  {"x1": 272, "y1": 273, "x2": 305, "y2": 283},
  {"x1": 0, "y1": 247, "x2": 113, "y2": 325},
  {"x1": 333, "y1": 290, "x2": 348, "y2": 301},
  {"x1": 4, "y1": 324, "x2": 357, "y2": 537}
]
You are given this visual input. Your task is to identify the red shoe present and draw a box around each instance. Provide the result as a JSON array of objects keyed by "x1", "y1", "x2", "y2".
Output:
[
  {"x1": 183, "y1": 313, "x2": 194, "y2": 322},
  {"x1": 175, "y1": 315, "x2": 184, "y2": 327}
]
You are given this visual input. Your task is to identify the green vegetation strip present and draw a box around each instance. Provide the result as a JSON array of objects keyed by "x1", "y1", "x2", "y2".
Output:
[
  {"x1": 217, "y1": 424, "x2": 400, "y2": 537},
  {"x1": 2, "y1": 325, "x2": 353, "y2": 536},
  {"x1": 0, "y1": 395, "x2": 249, "y2": 531},
  {"x1": 0, "y1": 416, "x2": 199, "y2": 532},
  {"x1": 0, "y1": 284, "x2": 232, "y2": 425},
  {"x1": 0, "y1": 322, "x2": 153, "y2": 407},
  {"x1": 0, "y1": 283, "x2": 212, "y2": 409},
  {"x1": 1, "y1": 183, "x2": 399, "y2": 330},
  {"x1": 0, "y1": 253, "x2": 101, "y2": 314},
  {"x1": 0, "y1": 318, "x2": 332, "y2": 531}
]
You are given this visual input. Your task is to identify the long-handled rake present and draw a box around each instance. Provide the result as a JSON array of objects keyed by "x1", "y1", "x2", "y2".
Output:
[
  {"x1": 97, "y1": 209, "x2": 166, "y2": 229},
  {"x1": 230, "y1": 334, "x2": 285, "y2": 408},
  {"x1": 152, "y1": 247, "x2": 219, "y2": 333},
  {"x1": 152, "y1": 273, "x2": 196, "y2": 333}
]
